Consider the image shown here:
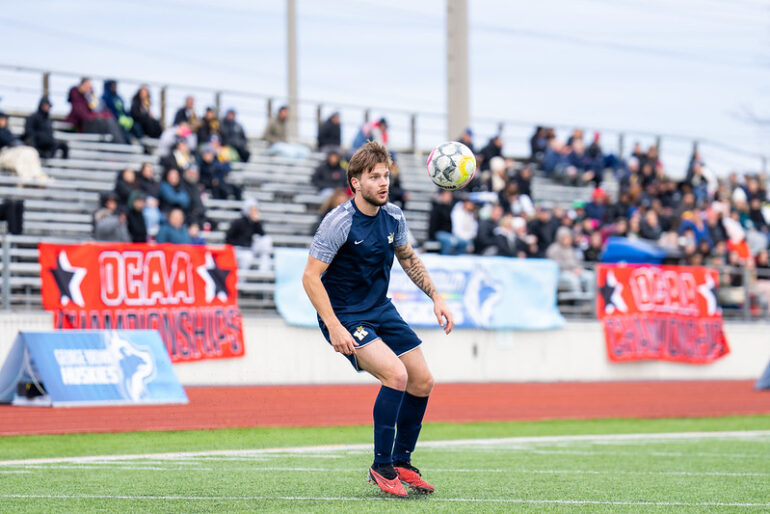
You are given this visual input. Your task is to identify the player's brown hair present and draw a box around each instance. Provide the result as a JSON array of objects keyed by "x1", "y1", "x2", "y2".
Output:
[{"x1": 347, "y1": 141, "x2": 392, "y2": 193}]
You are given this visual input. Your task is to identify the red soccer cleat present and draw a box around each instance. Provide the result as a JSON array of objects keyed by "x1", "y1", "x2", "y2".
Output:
[
  {"x1": 368, "y1": 466, "x2": 409, "y2": 498},
  {"x1": 394, "y1": 462, "x2": 435, "y2": 494}
]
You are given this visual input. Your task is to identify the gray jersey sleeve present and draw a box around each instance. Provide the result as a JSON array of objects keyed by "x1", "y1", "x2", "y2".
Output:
[
  {"x1": 309, "y1": 204, "x2": 353, "y2": 263},
  {"x1": 384, "y1": 203, "x2": 410, "y2": 247}
]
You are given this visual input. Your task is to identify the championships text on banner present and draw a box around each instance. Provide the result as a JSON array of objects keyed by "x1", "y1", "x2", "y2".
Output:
[
  {"x1": 38, "y1": 243, "x2": 244, "y2": 363},
  {"x1": 596, "y1": 264, "x2": 729, "y2": 364}
]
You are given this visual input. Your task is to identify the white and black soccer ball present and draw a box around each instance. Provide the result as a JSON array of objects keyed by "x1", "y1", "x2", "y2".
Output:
[{"x1": 426, "y1": 141, "x2": 476, "y2": 190}]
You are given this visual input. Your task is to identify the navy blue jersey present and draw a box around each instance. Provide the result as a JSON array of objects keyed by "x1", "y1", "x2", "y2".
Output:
[{"x1": 309, "y1": 199, "x2": 410, "y2": 315}]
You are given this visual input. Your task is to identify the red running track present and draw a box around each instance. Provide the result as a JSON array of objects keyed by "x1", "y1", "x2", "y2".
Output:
[{"x1": 0, "y1": 381, "x2": 768, "y2": 436}]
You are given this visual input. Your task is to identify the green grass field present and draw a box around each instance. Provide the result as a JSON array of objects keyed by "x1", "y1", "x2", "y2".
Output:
[{"x1": 1, "y1": 416, "x2": 769, "y2": 512}]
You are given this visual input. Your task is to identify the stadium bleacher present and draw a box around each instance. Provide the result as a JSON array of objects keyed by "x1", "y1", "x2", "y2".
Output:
[{"x1": 1, "y1": 110, "x2": 618, "y2": 314}]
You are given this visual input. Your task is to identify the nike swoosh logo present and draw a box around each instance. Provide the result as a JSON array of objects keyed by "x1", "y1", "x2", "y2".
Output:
[{"x1": 354, "y1": 240, "x2": 364, "y2": 245}]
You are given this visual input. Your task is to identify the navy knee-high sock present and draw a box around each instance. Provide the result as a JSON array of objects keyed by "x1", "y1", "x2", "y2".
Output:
[
  {"x1": 392, "y1": 392, "x2": 429, "y2": 463},
  {"x1": 372, "y1": 385, "x2": 405, "y2": 465}
]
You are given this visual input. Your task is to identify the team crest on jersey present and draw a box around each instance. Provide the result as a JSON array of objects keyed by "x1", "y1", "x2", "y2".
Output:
[
  {"x1": 388, "y1": 233, "x2": 394, "y2": 244},
  {"x1": 353, "y1": 326, "x2": 369, "y2": 341}
]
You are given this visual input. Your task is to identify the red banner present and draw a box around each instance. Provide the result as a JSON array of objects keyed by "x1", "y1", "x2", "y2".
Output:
[
  {"x1": 39, "y1": 243, "x2": 244, "y2": 363},
  {"x1": 596, "y1": 264, "x2": 729, "y2": 364}
]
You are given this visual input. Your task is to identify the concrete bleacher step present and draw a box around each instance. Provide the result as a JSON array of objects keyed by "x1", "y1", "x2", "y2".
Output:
[
  {"x1": 67, "y1": 149, "x2": 149, "y2": 164},
  {"x1": 0, "y1": 184, "x2": 100, "y2": 202},
  {"x1": 66, "y1": 140, "x2": 146, "y2": 154}
]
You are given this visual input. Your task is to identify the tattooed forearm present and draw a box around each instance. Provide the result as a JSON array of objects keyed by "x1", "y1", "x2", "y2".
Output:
[{"x1": 395, "y1": 244, "x2": 437, "y2": 299}]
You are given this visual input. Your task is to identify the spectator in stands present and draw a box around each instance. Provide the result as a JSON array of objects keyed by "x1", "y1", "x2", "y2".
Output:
[
  {"x1": 126, "y1": 190, "x2": 148, "y2": 243},
  {"x1": 583, "y1": 231, "x2": 604, "y2": 262},
  {"x1": 479, "y1": 135, "x2": 502, "y2": 171},
  {"x1": 566, "y1": 128, "x2": 584, "y2": 147},
  {"x1": 513, "y1": 165, "x2": 533, "y2": 197},
  {"x1": 512, "y1": 216, "x2": 537, "y2": 258},
  {"x1": 93, "y1": 192, "x2": 130, "y2": 242},
  {"x1": 161, "y1": 138, "x2": 195, "y2": 174},
  {"x1": 101, "y1": 80, "x2": 139, "y2": 141},
  {"x1": 529, "y1": 204, "x2": 559, "y2": 257},
  {"x1": 679, "y1": 209, "x2": 713, "y2": 249},
  {"x1": 65, "y1": 78, "x2": 127, "y2": 144},
  {"x1": 529, "y1": 126, "x2": 548, "y2": 166},
  {"x1": 543, "y1": 139, "x2": 571, "y2": 179},
  {"x1": 352, "y1": 118, "x2": 388, "y2": 150},
  {"x1": 196, "y1": 107, "x2": 220, "y2": 145},
  {"x1": 136, "y1": 162, "x2": 161, "y2": 237},
  {"x1": 312, "y1": 149, "x2": 347, "y2": 200},
  {"x1": 159, "y1": 168, "x2": 190, "y2": 213},
  {"x1": 491, "y1": 213, "x2": 522, "y2": 257},
  {"x1": 156, "y1": 208, "x2": 191, "y2": 244},
  {"x1": 0, "y1": 112, "x2": 50, "y2": 184},
  {"x1": 474, "y1": 203, "x2": 504, "y2": 255},
  {"x1": 199, "y1": 137, "x2": 242, "y2": 200},
  {"x1": 220, "y1": 108, "x2": 250, "y2": 162},
  {"x1": 388, "y1": 160, "x2": 410, "y2": 209},
  {"x1": 24, "y1": 97, "x2": 69, "y2": 159},
  {"x1": 312, "y1": 187, "x2": 351, "y2": 234},
  {"x1": 114, "y1": 167, "x2": 140, "y2": 206},
  {"x1": 499, "y1": 181, "x2": 534, "y2": 218},
  {"x1": 483, "y1": 156, "x2": 507, "y2": 193},
  {"x1": 137, "y1": 162, "x2": 160, "y2": 198},
  {"x1": 567, "y1": 139, "x2": 600, "y2": 187},
  {"x1": 640, "y1": 209, "x2": 663, "y2": 241},
  {"x1": 585, "y1": 187, "x2": 609, "y2": 224},
  {"x1": 225, "y1": 198, "x2": 273, "y2": 271},
  {"x1": 429, "y1": 190, "x2": 463, "y2": 255},
  {"x1": 188, "y1": 223, "x2": 206, "y2": 245},
  {"x1": 317, "y1": 112, "x2": 341, "y2": 151},
  {"x1": 451, "y1": 199, "x2": 478, "y2": 254},
  {"x1": 130, "y1": 85, "x2": 162, "y2": 138},
  {"x1": 457, "y1": 128, "x2": 476, "y2": 154},
  {"x1": 158, "y1": 122, "x2": 196, "y2": 158},
  {"x1": 180, "y1": 167, "x2": 210, "y2": 228},
  {"x1": 546, "y1": 226, "x2": 593, "y2": 293},
  {"x1": 173, "y1": 96, "x2": 200, "y2": 130},
  {"x1": 262, "y1": 105, "x2": 288, "y2": 145},
  {"x1": 0, "y1": 198, "x2": 24, "y2": 235}
]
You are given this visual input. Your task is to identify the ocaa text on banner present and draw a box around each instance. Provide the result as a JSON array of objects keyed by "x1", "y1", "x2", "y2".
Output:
[
  {"x1": 39, "y1": 243, "x2": 244, "y2": 363},
  {"x1": 596, "y1": 264, "x2": 729, "y2": 364}
]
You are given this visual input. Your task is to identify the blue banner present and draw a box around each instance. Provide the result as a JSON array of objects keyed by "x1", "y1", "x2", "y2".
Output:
[
  {"x1": 0, "y1": 330, "x2": 188, "y2": 407},
  {"x1": 275, "y1": 248, "x2": 565, "y2": 330}
]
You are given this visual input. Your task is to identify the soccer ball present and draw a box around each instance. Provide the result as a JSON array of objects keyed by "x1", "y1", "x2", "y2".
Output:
[{"x1": 426, "y1": 141, "x2": 476, "y2": 190}]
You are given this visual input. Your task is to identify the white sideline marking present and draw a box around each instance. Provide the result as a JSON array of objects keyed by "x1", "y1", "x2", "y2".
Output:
[
  {"x1": 2, "y1": 494, "x2": 770, "y2": 508},
  {"x1": 10, "y1": 463, "x2": 769, "y2": 478},
  {"x1": 1, "y1": 430, "x2": 768, "y2": 467},
  {"x1": 0, "y1": 470, "x2": 30, "y2": 474}
]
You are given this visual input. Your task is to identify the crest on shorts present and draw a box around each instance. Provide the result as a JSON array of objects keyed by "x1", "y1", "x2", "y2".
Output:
[
  {"x1": 353, "y1": 326, "x2": 369, "y2": 341},
  {"x1": 388, "y1": 233, "x2": 394, "y2": 244}
]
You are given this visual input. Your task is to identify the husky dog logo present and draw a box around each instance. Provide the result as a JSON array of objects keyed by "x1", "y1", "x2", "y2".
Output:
[
  {"x1": 464, "y1": 269, "x2": 503, "y2": 327},
  {"x1": 105, "y1": 332, "x2": 155, "y2": 401}
]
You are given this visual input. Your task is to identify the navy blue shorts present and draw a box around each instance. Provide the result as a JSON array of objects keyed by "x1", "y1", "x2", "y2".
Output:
[{"x1": 318, "y1": 301, "x2": 422, "y2": 372}]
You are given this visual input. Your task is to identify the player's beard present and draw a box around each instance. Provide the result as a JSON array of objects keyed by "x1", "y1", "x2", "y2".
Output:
[{"x1": 361, "y1": 187, "x2": 388, "y2": 207}]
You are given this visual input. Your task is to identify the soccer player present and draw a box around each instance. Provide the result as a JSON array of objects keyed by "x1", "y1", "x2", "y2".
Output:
[{"x1": 303, "y1": 141, "x2": 453, "y2": 497}]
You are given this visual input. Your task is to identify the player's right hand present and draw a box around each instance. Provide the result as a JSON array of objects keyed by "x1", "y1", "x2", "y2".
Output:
[{"x1": 329, "y1": 323, "x2": 358, "y2": 355}]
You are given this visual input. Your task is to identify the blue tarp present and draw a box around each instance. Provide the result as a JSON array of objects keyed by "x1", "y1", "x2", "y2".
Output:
[{"x1": 601, "y1": 236, "x2": 667, "y2": 264}]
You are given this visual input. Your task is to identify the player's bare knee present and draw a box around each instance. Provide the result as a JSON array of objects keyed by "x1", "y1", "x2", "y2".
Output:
[
  {"x1": 410, "y1": 372, "x2": 434, "y2": 396},
  {"x1": 382, "y1": 362, "x2": 408, "y2": 390}
]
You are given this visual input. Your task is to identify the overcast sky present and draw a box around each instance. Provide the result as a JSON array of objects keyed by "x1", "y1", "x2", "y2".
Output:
[{"x1": 0, "y1": 0, "x2": 768, "y2": 175}]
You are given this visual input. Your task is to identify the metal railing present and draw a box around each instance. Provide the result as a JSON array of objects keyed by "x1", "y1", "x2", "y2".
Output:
[
  {"x1": 3, "y1": 232, "x2": 770, "y2": 322},
  {"x1": 0, "y1": 63, "x2": 766, "y2": 176}
]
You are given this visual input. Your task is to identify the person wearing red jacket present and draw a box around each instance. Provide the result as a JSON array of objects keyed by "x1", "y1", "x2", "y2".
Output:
[{"x1": 65, "y1": 77, "x2": 127, "y2": 144}]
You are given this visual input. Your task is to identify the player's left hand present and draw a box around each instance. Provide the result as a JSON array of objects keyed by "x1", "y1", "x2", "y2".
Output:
[{"x1": 433, "y1": 294, "x2": 454, "y2": 334}]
